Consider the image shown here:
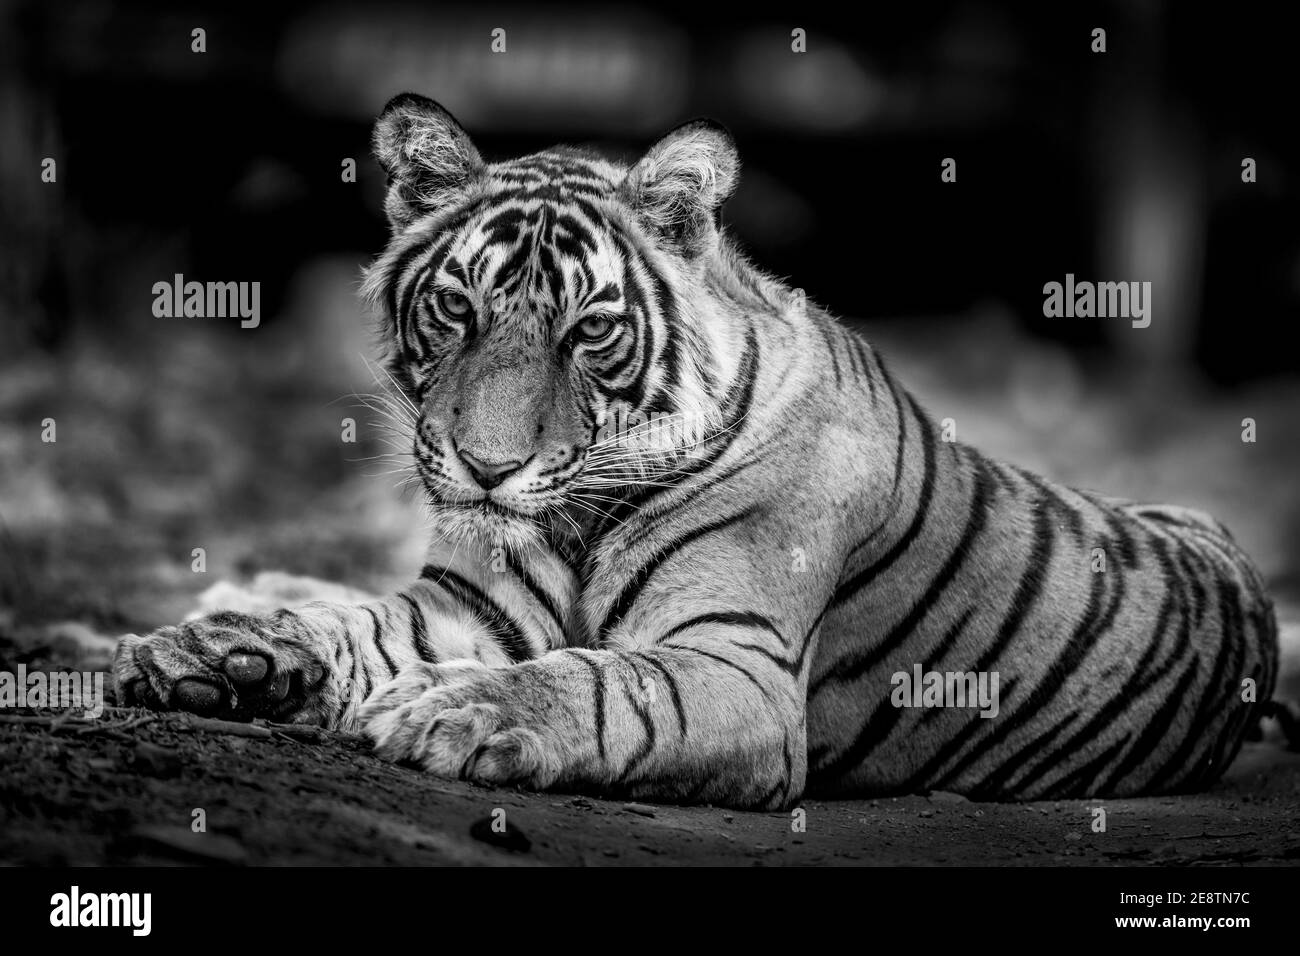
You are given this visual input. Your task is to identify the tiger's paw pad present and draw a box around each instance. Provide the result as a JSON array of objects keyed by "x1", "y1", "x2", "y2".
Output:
[
  {"x1": 113, "y1": 611, "x2": 334, "y2": 724},
  {"x1": 359, "y1": 664, "x2": 557, "y2": 788}
]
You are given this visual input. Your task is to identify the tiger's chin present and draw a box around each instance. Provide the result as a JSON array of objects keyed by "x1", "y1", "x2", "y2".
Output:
[{"x1": 426, "y1": 497, "x2": 545, "y2": 553}]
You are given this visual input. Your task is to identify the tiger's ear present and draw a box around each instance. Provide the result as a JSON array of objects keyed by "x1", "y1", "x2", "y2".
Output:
[
  {"x1": 372, "y1": 93, "x2": 484, "y2": 230},
  {"x1": 619, "y1": 119, "x2": 740, "y2": 259}
]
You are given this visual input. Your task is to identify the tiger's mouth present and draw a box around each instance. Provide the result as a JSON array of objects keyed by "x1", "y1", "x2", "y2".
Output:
[
  {"x1": 470, "y1": 498, "x2": 531, "y2": 520},
  {"x1": 423, "y1": 486, "x2": 534, "y2": 520},
  {"x1": 424, "y1": 491, "x2": 549, "y2": 550}
]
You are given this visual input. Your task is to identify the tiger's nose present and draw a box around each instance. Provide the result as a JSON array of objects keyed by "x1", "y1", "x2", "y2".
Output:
[{"x1": 456, "y1": 448, "x2": 524, "y2": 490}]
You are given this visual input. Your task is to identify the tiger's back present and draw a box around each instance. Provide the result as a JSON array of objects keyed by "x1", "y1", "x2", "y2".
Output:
[{"x1": 796, "y1": 316, "x2": 1278, "y2": 799}]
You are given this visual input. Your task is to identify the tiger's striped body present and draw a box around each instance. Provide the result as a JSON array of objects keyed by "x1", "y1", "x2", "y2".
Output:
[
  {"x1": 114, "y1": 95, "x2": 1277, "y2": 808},
  {"x1": 802, "y1": 325, "x2": 1278, "y2": 798}
]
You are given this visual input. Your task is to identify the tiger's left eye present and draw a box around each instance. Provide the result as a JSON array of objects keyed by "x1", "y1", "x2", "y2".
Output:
[
  {"x1": 437, "y1": 290, "x2": 473, "y2": 318},
  {"x1": 575, "y1": 315, "x2": 618, "y2": 342}
]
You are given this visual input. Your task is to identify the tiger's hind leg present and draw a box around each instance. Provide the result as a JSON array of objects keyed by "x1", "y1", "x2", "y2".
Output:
[{"x1": 1136, "y1": 513, "x2": 1281, "y2": 794}]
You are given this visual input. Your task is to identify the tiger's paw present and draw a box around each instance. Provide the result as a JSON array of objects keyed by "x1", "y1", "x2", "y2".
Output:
[
  {"x1": 114, "y1": 610, "x2": 339, "y2": 726},
  {"x1": 359, "y1": 663, "x2": 562, "y2": 789}
]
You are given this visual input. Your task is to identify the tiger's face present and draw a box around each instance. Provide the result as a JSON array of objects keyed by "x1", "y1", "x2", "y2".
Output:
[{"x1": 364, "y1": 94, "x2": 742, "y2": 546}]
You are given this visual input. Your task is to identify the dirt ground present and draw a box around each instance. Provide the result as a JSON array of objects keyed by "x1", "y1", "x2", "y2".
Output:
[{"x1": 2, "y1": 700, "x2": 1298, "y2": 866}]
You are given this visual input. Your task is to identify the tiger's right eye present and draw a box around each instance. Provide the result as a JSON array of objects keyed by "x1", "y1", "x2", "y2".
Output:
[{"x1": 436, "y1": 290, "x2": 473, "y2": 318}]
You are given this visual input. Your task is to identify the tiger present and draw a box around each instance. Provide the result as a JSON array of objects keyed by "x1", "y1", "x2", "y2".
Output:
[{"x1": 113, "y1": 93, "x2": 1279, "y2": 809}]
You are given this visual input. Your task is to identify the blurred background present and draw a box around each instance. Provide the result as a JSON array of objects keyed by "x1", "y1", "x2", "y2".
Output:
[{"x1": 1, "y1": 0, "x2": 1298, "y2": 681}]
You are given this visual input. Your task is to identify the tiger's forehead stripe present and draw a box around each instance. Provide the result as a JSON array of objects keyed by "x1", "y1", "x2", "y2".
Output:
[
  {"x1": 393, "y1": 165, "x2": 632, "y2": 325},
  {"x1": 491, "y1": 149, "x2": 623, "y2": 189}
]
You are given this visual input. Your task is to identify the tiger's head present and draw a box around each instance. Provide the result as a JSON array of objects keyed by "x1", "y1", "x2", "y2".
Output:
[{"x1": 363, "y1": 93, "x2": 763, "y2": 548}]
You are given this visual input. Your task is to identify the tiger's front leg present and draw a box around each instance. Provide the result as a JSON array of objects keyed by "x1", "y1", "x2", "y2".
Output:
[
  {"x1": 360, "y1": 622, "x2": 818, "y2": 810},
  {"x1": 114, "y1": 547, "x2": 575, "y2": 729},
  {"x1": 359, "y1": 504, "x2": 835, "y2": 808}
]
